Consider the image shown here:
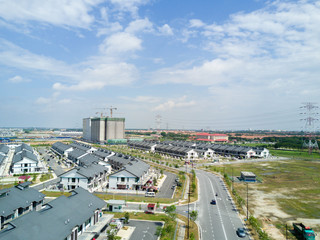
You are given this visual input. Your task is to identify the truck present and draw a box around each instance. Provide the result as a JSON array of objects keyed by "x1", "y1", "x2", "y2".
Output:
[{"x1": 293, "y1": 223, "x2": 316, "y2": 240}]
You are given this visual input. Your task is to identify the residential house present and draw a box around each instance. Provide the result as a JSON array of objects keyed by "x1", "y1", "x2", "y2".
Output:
[
  {"x1": 51, "y1": 142, "x2": 73, "y2": 157},
  {"x1": 67, "y1": 149, "x2": 87, "y2": 163},
  {"x1": 108, "y1": 159, "x2": 151, "y2": 190},
  {"x1": 0, "y1": 182, "x2": 45, "y2": 229},
  {"x1": 0, "y1": 187, "x2": 110, "y2": 240},
  {"x1": 10, "y1": 150, "x2": 42, "y2": 174},
  {"x1": 0, "y1": 145, "x2": 9, "y2": 156},
  {"x1": 59, "y1": 163, "x2": 110, "y2": 192}
]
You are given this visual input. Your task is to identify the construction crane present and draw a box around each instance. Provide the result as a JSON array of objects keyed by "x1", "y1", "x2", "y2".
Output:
[
  {"x1": 95, "y1": 106, "x2": 117, "y2": 118},
  {"x1": 106, "y1": 106, "x2": 117, "y2": 118}
]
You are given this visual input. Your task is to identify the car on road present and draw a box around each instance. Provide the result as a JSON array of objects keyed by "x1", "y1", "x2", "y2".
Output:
[
  {"x1": 171, "y1": 185, "x2": 176, "y2": 190},
  {"x1": 236, "y1": 228, "x2": 246, "y2": 238},
  {"x1": 210, "y1": 199, "x2": 216, "y2": 205}
]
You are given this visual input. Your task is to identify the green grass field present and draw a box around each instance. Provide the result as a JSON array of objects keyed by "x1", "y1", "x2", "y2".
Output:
[{"x1": 208, "y1": 157, "x2": 320, "y2": 237}]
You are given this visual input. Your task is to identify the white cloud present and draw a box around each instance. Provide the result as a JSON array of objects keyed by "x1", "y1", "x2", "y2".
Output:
[
  {"x1": 109, "y1": 0, "x2": 150, "y2": 17},
  {"x1": 97, "y1": 22, "x2": 123, "y2": 37},
  {"x1": 36, "y1": 92, "x2": 71, "y2": 105},
  {"x1": 120, "y1": 95, "x2": 160, "y2": 103},
  {"x1": 0, "y1": 39, "x2": 138, "y2": 91},
  {"x1": 35, "y1": 97, "x2": 51, "y2": 105},
  {"x1": 125, "y1": 18, "x2": 153, "y2": 33},
  {"x1": 158, "y1": 24, "x2": 173, "y2": 36},
  {"x1": 0, "y1": 0, "x2": 103, "y2": 29},
  {"x1": 153, "y1": 96, "x2": 196, "y2": 111},
  {"x1": 189, "y1": 19, "x2": 205, "y2": 28},
  {"x1": 99, "y1": 32, "x2": 142, "y2": 54},
  {"x1": 0, "y1": 39, "x2": 76, "y2": 78},
  {"x1": 8, "y1": 75, "x2": 31, "y2": 83},
  {"x1": 53, "y1": 62, "x2": 138, "y2": 91},
  {"x1": 153, "y1": 1, "x2": 320, "y2": 99}
]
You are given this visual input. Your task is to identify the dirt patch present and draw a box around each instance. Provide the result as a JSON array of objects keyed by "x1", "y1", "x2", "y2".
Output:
[
  {"x1": 249, "y1": 185, "x2": 320, "y2": 239},
  {"x1": 250, "y1": 185, "x2": 292, "y2": 220}
]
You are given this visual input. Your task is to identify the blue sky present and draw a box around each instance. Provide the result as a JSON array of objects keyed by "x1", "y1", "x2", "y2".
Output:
[{"x1": 0, "y1": 0, "x2": 319, "y2": 130}]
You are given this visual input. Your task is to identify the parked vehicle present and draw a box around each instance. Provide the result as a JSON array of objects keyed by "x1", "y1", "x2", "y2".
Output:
[
  {"x1": 293, "y1": 223, "x2": 315, "y2": 240},
  {"x1": 145, "y1": 192, "x2": 155, "y2": 197},
  {"x1": 236, "y1": 228, "x2": 246, "y2": 238}
]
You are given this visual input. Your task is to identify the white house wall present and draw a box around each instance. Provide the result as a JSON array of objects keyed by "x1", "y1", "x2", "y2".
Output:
[
  {"x1": 12, "y1": 157, "x2": 39, "y2": 174},
  {"x1": 109, "y1": 170, "x2": 136, "y2": 189},
  {"x1": 60, "y1": 170, "x2": 89, "y2": 191}
]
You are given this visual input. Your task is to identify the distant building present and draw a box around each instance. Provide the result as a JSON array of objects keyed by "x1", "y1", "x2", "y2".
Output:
[
  {"x1": 83, "y1": 117, "x2": 92, "y2": 141},
  {"x1": 195, "y1": 133, "x2": 229, "y2": 142},
  {"x1": 83, "y1": 117, "x2": 125, "y2": 142}
]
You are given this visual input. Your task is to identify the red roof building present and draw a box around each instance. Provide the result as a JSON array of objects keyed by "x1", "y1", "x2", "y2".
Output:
[{"x1": 195, "y1": 133, "x2": 228, "y2": 142}]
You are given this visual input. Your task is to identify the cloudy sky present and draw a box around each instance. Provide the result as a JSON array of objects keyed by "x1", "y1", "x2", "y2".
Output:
[{"x1": 0, "y1": 0, "x2": 319, "y2": 130}]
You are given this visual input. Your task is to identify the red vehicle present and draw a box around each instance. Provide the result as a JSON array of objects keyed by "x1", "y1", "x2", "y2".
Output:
[{"x1": 145, "y1": 203, "x2": 156, "y2": 214}]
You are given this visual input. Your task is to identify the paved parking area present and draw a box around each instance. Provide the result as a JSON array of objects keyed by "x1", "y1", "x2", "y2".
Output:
[
  {"x1": 127, "y1": 220, "x2": 163, "y2": 240},
  {"x1": 156, "y1": 171, "x2": 177, "y2": 198}
]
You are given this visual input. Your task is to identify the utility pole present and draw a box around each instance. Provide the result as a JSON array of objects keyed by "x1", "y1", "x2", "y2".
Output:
[
  {"x1": 285, "y1": 224, "x2": 287, "y2": 240},
  {"x1": 188, "y1": 189, "x2": 190, "y2": 239},
  {"x1": 232, "y1": 168, "x2": 234, "y2": 192},
  {"x1": 246, "y1": 183, "x2": 249, "y2": 220},
  {"x1": 185, "y1": 161, "x2": 190, "y2": 239}
]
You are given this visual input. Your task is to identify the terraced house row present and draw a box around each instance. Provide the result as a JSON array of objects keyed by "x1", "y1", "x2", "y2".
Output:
[
  {"x1": 128, "y1": 140, "x2": 269, "y2": 160},
  {"x1": 52, "y1": 141, "x2": 154, "y2": 192}
]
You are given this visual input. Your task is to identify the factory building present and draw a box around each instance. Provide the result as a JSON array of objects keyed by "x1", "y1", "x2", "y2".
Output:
[{"x1": 83, "y1": 117, "x2": 125, "y2": 143}]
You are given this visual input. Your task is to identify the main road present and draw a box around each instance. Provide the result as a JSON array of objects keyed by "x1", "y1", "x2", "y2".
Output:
[
  {"x1": 125, "y1": 167, "x2": 250, "y2": 240},
  {"x1": 191, "y1": 169, "x2": 250, "y2": 240}
]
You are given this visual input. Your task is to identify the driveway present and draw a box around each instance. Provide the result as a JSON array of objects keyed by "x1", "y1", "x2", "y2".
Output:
[
  {"x1": 127, "y1": 220, "x2": 163, "y2": 240},
  {"x1": 156, "y1": 171, "x2": 177, "y2": 198}
]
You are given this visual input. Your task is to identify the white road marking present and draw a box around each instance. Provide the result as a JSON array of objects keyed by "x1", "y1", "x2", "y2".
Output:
[{"x1": 207, "y1": 175, "x2": 228, "y2": 240}]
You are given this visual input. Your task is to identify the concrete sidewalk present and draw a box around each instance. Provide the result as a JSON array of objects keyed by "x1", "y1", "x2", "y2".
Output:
[{"x1": 176, "y1": 218, "x2": 186, "y2": 240}]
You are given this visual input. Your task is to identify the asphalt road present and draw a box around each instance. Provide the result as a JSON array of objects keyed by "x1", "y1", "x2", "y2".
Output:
[
  {"x1": 38, "y1": 147, "x2": 65, "y2": 176},
  {"x1": 195, "y1": 169, "x2": 250, "y2": 240},
  {"x1": 156, "y1": 171, "x2": 177, "y2": 198},
  {"x1": 127, "y1": 220, "x2": 163, "y2": 240}
]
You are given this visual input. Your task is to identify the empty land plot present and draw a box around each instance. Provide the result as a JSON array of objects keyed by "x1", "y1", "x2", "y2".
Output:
[{"x1": 209, "y1": 160, "x2": 320, "y2": 237}]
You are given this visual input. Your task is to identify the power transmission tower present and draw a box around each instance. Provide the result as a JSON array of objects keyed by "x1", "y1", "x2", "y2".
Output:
[
  {"x1": 155, "y1": 115, "x2": 162, "y2": 130},
  {"x1": 300, "y1": 102, "x2": 319, "y2": 154}
]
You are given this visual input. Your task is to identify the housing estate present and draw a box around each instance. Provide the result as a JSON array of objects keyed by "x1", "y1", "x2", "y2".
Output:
[
  {"x1": 0, "y1": 182, "x2": 45, "y2": 229},
  {"x1": 0, "y1": 187, "x2": 110, "y2": 240},
  {"x1": 128, "y1": 140, "x2": 270, "y2": 159}
]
